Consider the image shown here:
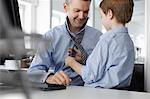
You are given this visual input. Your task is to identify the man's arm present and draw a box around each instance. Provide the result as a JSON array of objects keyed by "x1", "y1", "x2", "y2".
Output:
[
  {"x1": 28, "y1": 31, "x2": 71, "y2": 85},
  {"x1": 46, "y1": 71, "x2": 71, "y2": 85},
  {"x1": 28, "y1": 53, "x2": 71, "y2": 85}
]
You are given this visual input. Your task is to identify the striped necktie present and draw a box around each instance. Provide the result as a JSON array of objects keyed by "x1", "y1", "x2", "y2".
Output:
[{"x1": 68, "y1": 29, "x2": 88, "y2": 65}]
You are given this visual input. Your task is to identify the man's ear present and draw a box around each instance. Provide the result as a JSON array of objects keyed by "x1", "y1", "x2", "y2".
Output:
[
  {"x1": 107, "y1": 9, "x2": 113, "y2": 19},
  {"x1": 63, "y1": 3, "x2": 68, "y2": 13}
]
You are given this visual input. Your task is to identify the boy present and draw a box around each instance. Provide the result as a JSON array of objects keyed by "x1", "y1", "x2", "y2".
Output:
[{"x1": 65, "y1": 0, "x2": 135, "y2": 88}]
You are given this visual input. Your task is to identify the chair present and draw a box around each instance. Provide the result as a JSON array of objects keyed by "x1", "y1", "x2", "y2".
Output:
[{"x1": 116, "y1": 64, "x2": 145, "y2": 92}]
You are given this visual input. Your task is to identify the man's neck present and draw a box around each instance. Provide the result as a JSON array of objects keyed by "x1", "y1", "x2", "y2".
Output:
[
  {"x1": 66, "y1": 17, "x2": 86, "y2": 33},
  {"x1": 69, "y1": 25, "x2": 81, "y2": 33}
]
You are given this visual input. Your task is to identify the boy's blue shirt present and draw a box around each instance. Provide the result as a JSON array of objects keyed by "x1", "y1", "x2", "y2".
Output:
[{"x1": 82, "y1": 26, "x2": 135, "y2": 88}]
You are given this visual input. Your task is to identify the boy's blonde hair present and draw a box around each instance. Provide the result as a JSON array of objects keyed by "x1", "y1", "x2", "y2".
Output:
[{"x1": 99, "y1": 0, "x2": 134, "y2": 24}]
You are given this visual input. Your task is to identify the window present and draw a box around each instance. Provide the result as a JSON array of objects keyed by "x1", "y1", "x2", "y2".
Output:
[
  {"x1": 18, "y1": 0, "x2": 145, "y2": 64},
  {"x1": 128, "y1": 0, "x2": 145, "y2": 64},
  {"x1": 18, "y1": 0, "x2": 33, "y2": 34},
  {"x1": 18, "y1": 0, "x2": 50, "y2": 34},
  {"x1": 18, "y1": 0, "x2": 50, "y2": 49},
  {"x1": 94, "y1": 0, "x2": 145, "y2": 64}
]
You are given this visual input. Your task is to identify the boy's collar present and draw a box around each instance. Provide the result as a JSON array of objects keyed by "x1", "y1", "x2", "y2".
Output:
[{"x1": 106, "y1": 26, "x2": 128, "y2": 34}]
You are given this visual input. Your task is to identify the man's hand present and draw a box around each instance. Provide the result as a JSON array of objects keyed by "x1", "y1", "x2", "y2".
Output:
[
  {"x1": 46, "y1": 71, "x2": 71, "y2": 85},
  {"x1": 68, "y1": 48, "x2": 82, "y2": 62},
  {"x1": 74, "y1": 49, "x2": 82, "y2": 62}
]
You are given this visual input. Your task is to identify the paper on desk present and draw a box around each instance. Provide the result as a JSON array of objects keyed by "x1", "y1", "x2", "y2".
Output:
[{"x1": 0, "y1": 93, "x2": 26, "y2": 99}]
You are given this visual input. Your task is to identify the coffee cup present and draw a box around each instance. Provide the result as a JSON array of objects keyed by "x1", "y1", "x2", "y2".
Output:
[{"x1": 4, "y1": 60, "x2": 21, "y2": 70}]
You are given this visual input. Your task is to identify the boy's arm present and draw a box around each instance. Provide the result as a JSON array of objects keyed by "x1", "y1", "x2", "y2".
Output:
[{"x1": 65, "y1": 56, "x2": 82, "y2": 75}]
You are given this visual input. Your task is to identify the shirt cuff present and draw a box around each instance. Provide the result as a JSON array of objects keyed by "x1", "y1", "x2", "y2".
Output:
[
  {"x1": 81, "y1": 65, "x2": 87, "y2": 82},
  {"x1": 81, "y1": 65, "x2": 94, "y2": 84},
  {"x1": 28, "y1": 70, "x2": 54, "y2": 83},
  {"x1": 42, "y1": 72, "x2": 54, "y2": 83}
]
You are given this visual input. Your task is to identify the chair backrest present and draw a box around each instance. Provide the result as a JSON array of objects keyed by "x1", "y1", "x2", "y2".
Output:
[
  {"x1": 129, "y1": 64, "x2": 144, "y2": 92},
  {"x1": 115, "y1": 64, "x2": 144, "y2": 92}
]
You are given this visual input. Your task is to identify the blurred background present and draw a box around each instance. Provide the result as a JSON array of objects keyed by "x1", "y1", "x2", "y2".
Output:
[
  {"x1": 18, "y1": 0, "x2": 145, "y2": 64},
  {"x1": 1, "y1": 0, "x2": 149, "y2": 93},
  {"x1": 16, "y1": 0, "x2": 146, "y2": 92}
]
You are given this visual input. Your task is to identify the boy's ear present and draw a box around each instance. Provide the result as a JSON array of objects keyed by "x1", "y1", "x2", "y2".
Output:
[{"x1": 107, "y1": 9, "x2": 113, "y2": 19}]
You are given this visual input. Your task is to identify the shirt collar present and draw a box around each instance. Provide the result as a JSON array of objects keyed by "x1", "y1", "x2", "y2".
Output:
[
  {"x1": 100, "y1": 26, "x2": 128, "y2": 40},
  {"x1": 106, "y1": 26, "x2": 128, "y2": 35},
  {"x1": 65, "y1": 17, "x2": 87, "y2": 35}
]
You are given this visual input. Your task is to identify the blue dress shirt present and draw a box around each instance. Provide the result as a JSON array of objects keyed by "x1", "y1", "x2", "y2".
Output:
[
  {"x1": 28, "y1": 20, "x2": 102, "y2": 85},
  {"x1": 81, "y1": 26, "x2": 135, "y2": 88}
]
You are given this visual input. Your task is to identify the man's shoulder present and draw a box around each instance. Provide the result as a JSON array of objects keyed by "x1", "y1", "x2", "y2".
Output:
[
  {"x1": 51, "y1": 24, "x2": 65, "y2": 32},
  {"x1": 45, "y1": 24, "x2": 65, "y2": 35},
  {"x1": 85, "y1": 25, "x2": 102, "y2": 35}
]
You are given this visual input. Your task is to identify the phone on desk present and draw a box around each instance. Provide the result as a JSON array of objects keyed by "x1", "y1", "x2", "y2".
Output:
[{"x1": 32, "y1": 82, "x2": 66, "y2": 91}]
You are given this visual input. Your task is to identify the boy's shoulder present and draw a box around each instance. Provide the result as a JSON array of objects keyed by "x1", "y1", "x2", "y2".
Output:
[
  {"x1": 99, "y1": 31, "x2": 115, "y2": 43},
  {"x1": 100, "y1": 26, "x2": 128, "y2": 42}
]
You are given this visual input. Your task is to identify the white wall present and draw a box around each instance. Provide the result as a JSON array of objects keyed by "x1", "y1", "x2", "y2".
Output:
[{"x1": 145, "y1": 0, "x2": 150, "y2": 92}]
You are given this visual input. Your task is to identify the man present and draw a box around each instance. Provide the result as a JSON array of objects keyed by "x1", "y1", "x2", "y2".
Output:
[
  {"x1": 28, "y1": 0, "x2": 102, "y2": 86},
  {"x1": 65, "y1": 0, "x2": 135, "y2": 88}
]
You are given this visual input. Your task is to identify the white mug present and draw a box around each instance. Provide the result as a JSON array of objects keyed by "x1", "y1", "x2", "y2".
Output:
[{"x1": 4, "y1": 60, "x2": 21, "y2": 70}]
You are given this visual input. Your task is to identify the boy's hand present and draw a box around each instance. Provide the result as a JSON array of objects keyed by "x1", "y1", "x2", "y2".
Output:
[
  {"x1": 65, "y1": 56, "x2": 82, "y2": 75},
  {"x1": 65, "y1": 56, "x2": 76, "y2": 67}
]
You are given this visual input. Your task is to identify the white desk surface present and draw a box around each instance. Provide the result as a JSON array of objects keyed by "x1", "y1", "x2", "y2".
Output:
[
  {"x1": 30, "y1": 86, "x2": 150, "y2": 99},
  {"x1": 0, "y1": 66, "x2": 149, "y2": 99},
  {"x1": 1, "y1": 86, "x2": 150, "y2": 99}
]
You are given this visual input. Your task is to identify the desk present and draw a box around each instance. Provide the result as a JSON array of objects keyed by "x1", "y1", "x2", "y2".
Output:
[
  {"x1": 1, "y1": 86, "x2": 150, "y2": 99},
  {"x1": 30, "y1": 86, "x2": 150, "y2": 99}
]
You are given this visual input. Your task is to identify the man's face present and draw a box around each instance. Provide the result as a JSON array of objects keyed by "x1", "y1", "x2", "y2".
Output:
[{"x1": 64, "y1": 0, "x2": 90, "y2": 29}]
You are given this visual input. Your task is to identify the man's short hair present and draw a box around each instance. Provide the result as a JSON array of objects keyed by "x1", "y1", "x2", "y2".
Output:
[
  {"x1": 99, "y1": 0, "x2": 134, "y2": 24},
  {"x1": 65, "y1": 0, "x2": 91, "y2": 4}
]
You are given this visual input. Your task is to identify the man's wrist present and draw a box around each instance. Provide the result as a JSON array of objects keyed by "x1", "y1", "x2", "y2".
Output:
[
  {"x1": 45, "y1": 74, "x2": 54, "y2": 83},
  {"x1": 43, "y1": 72, "x2": 54, "y2": 83}
]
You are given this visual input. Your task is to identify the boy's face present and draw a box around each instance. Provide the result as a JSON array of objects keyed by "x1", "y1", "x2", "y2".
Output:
[
  {"x1": 64, "y1": 0, "x2": 90, "y2": 29},
  {"x1": 99, "y1": 8, "x2": 111, "y2": 31}
]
